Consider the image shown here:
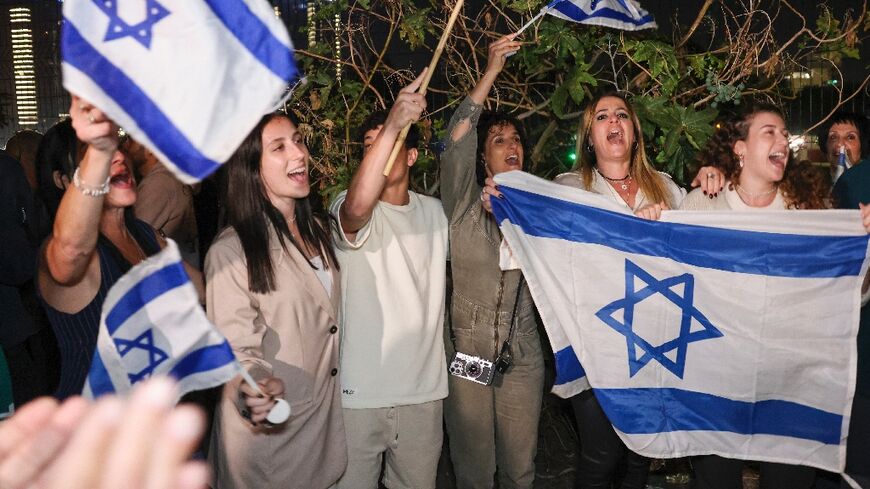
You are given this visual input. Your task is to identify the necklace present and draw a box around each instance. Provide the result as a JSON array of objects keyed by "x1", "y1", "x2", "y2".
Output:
[
  {"x1": 735, "y1": 183, "x2": 777, "y2": 199},
  {"x1": 597, "y1": 169, "x2": 632, "y2": 191}
]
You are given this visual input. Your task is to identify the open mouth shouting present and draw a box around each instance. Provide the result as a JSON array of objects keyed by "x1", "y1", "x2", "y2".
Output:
[
  {"x1": 109, "y1": 167, "x2": 134, "y2": 189},
  {"x1": 606, "y1": 128, "x2": 624, "y2": 144},
  {"x1": 505, "y1": 153, "x2": 521, "y2": 168},
  {"x1": 287, "y1": 164, "x2": 308, "y2": 183},
  {"x1": 768, "y1": 150, "x2": 787, "y2": 171}
]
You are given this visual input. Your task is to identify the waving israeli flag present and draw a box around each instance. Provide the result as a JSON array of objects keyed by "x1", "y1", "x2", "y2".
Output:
[
  {"x1": 492, "y1": 171, "x2": 869, "y2": 474},
  {"x1": 61, "y1": 0, "x2": 298, "y2": 183},
  {"x1": 523, "y1": 0, "x2": 656, "y2": 32},
  {"x1": 84, "y1": 240, "x2": 239, "y2": 399}
]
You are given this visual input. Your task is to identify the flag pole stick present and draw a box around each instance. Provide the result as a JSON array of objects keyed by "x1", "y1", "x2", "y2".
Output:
[
  {"x1": 515, "y1": 9, "x2": 547, "y2": 36},
  {"x1": 382, "y1": 0, "x2": 465, "y2": 177},
  {"x1": 239, "y1": 366, "x2": 266, "y2": 395}
]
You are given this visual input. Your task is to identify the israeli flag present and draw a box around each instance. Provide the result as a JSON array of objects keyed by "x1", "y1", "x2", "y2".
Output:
[
  {"x1": 492, "y1": 171, "x2": 869, "y2": 473},
  {"x1": 61, "y1": 0, "x2": 299, "y2": 183},
  {"x1": 541, "y1": 0, "x2": 656, "y2": 31},
  {"x1": 84, "y1": 240, "x2": 239, "y2": 400}
]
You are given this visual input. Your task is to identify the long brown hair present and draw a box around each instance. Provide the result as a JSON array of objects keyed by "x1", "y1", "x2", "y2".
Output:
[
  {"x1": 224, "y1": 112, "x2": 338, "y2": 294},
  {"x1": 573, "y1": 91, "x2": 674, "y2": 207},
  {"x1": 693, "y1": 104, "x2": 829, "y2": 209}
]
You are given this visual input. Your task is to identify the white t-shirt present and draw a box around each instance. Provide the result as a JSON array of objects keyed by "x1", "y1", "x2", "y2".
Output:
[{"x1": 330, "y1": 190, "x2": 449, "y2": 409}]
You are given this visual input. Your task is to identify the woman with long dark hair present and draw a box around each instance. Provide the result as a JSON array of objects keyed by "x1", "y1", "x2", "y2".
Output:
[{"x1": 205, "y1": 112, "x2": 346, "y2": 489}]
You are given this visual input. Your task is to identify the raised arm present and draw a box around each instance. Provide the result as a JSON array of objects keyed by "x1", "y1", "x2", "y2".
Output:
[
  {"x1": 339, "y1": 71, "x2": 427, "y2": 234},
  {"x1": 448, "y1": 35, "x2": 520, "y2": 144},
  {"x1": 43, "y1": 96, "x2": 118, "y2": 285},
  {"x1": 441, "y1": 35, "x2": 520, "y2": 219}
]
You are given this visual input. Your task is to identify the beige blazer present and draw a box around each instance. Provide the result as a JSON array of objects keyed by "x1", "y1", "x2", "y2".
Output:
[{"x1": 205, "y1": 225, "x2": 346, "y2": 489}]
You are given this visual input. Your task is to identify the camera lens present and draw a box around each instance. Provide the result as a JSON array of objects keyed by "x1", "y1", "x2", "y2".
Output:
[{"x1": 465, "y1": 361, "x2": 481, "y2": 378}]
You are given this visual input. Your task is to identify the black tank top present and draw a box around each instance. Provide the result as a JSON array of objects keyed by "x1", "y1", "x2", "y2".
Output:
[{"x1": 42, "y1": 218, "x2": 160, "y2": 399}]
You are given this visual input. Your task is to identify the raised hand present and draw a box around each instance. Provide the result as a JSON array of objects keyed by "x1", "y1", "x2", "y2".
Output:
[{"x1": 385, "y1": 69, "x2": 428, "y2": 133}]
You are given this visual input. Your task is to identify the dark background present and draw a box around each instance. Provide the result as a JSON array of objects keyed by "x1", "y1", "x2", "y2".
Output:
[{"x1": 0, "y1": 0, "x2": 865, "y2": 145}]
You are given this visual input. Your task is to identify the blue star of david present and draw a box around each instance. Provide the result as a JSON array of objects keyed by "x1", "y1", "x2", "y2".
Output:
[
  {"x1": 93, "y1": 0, "x2": 171, "y2": 49},
  {"x1": 114, "y1": 329, "x2": 168, "y2": 383},
  {"x1": 595, "y1": 259, "x2": 723, "y2": 379}
]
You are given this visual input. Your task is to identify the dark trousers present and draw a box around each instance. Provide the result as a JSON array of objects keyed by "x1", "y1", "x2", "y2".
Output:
[
  {"x1": 844, "y1": 393, "x2": 870, "y2": 488},
  {"x1": 693, "y1": 455, "x2": 815, "y2": 489},
  {"x1": 571, "y1": 390, "x2": 650, "y2": 489}
]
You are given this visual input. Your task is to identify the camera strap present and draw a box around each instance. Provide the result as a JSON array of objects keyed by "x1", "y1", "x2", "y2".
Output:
[{"x1": 500, "y1": 273, "x2": 525, "y2": 360}]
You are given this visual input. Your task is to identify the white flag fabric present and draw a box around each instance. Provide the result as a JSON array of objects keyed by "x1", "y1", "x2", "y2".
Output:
[
  {"x1": 542, "y1": 0, "x2": 656, "y2": 31},
  {"x1": 61, "y1": 0, "x2": 298, "y2": 183},
  {"x1": 84, "y1": 240, "x2": 239, "y2": 399},
  {"x1": 492, "y1": 171, "x2": 869, "y2": 473}
]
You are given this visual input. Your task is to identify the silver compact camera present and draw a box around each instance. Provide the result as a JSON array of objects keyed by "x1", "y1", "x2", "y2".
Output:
[{"x1": 449, "y1": 352, "x2": 495, "y2": 386}]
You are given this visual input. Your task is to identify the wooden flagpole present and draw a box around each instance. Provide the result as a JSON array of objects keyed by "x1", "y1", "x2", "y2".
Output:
[{"x1": 381, "y1": 0, "x2": 465, "y2": 177}]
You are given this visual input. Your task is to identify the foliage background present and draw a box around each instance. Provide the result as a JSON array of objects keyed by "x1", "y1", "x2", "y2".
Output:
[{"x1": 287, "y1": 0, "x2": 869, "y2": 201}]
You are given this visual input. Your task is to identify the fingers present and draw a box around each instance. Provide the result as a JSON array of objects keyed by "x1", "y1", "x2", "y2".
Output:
[
  {"x1": 173, "y1": 462, "x2": 211, "y2": 489},
  {"x1": 260, "y1": 378, "x2": 285, "y2": 398},
  {"x1": 401, "y1": 67, "x2": 428, "y2": 94},
  {"x1": 0, "y1": 397, "x2": 58, "y2": 460},
  {"x1": 143, "y1": 405, "x2": 206, "y2": 489},
  {"x1": 69, "y1": 94, "x2": 119, "y2": 153},
  {"x1": 694, "y1": 166, "x2": 724, "y2": 197},
  {"x1": 238, "y1": 380, "x2": 264, "y2": 399},
  {"x1": 0, "y1": 396, "x2": 88, "y2": 489},
  {"x1": 98, "y1": 378, "x2": 177, "y2": 489},
  {"x1": 634, "y1": 203, "x2": 664, "y2": 221},
  {"x1": 39, "y1": 397, "x2": 125, "y2": 489},
  {"x1": 860, "y1": 203, "x2": 870, "y2": 233},
  {"x1": 486, "y1": 35, "x2": 522, "y2": 72},
  {"x1": 480, "y1": 177, "x2": 503, "y2": 215}
]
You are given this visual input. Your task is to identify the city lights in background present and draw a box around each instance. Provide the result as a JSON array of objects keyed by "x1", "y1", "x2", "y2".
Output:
[{"x1": 10, "y1": 6, "x2": 37, "y2": 126}]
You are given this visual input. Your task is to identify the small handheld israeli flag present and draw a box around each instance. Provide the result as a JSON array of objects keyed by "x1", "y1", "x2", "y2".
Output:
[
  {"x1": 517, "y1": 0, "x2": 656, "y2": 35},
  {"x1": 61, "y1": 0, "x2": 299, "y2": 183},
  {"x1": 84, "y1": 240, "x2": 239, "y2": 399}
]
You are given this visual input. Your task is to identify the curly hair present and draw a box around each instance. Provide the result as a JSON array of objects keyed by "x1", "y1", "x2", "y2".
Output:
[
  {"x1": 573, "y1": 91, "x2": 675, "y2": 207},
  {"x1": 693, "y1": 104, "x2": 829, "y2": 209},
  {"x1": 474, "y1": 112, "x2": 528, "y2": 187}
]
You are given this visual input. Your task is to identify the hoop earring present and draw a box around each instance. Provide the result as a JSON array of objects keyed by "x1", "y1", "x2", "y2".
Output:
[
  {"x1": 586, "y1": 144, "x2": 594, "y2": 153},
  {"x1": 632, "y1": 141, "x2": 638, "y2": 150}
]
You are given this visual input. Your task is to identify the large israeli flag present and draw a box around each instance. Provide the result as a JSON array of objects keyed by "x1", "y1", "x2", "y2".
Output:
[
  {"x1": 84, "y1": 240, "x2": 239, "y2": 400},
  {"x1": 492, "y1": 171, "x2": 869, "y2": 473},
  {"x1": 541, "y1": 0, "x2": 656, "y2": 31},
  {"x1": 61, "y1": 0, "x2": 298, "y2": 183}
]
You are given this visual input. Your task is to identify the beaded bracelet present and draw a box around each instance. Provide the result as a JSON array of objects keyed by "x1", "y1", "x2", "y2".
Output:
[{"x1": 72, "y1": 167, "x2": 111, "y2": 197}]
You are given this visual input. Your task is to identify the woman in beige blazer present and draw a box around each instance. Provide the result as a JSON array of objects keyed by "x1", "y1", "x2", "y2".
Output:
[{"x1": 205, "y1": 113, "x2": 346, "y2": 489}]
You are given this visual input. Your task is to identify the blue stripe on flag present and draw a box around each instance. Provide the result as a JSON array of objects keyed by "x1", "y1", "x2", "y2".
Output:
[
  {"x1": 493, "y1": 186, "x2": 869, "y2": 278},
  {"x1": 595, "y1": 387, "x2": 842, "y2": 445},
  {"x1": 552, "y1": 1, "x2": 654, "y2": 27},
  {"x1": 169, "y1": 341, "x2": 237, "y2": 379},
  {"x1": 554, "y1": 345, "x2": 586, "y2": 385},
  {"x1": 61, "y1": 23, "x2": 222, "y2": 180},
  {"x1": 104, "y1": 261, "x2": 190, "y2": 335},
  {"x1": 86, "y1": 351, "x2": 117, "y2": 397},
  {"x1": 203, "y1": 0, "x2": 298, "y2": 82}
]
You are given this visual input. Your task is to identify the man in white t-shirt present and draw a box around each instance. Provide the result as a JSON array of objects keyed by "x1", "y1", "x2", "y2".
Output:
[{"x1": 330, "y1": 73, "x2": 448, "y2": 489}]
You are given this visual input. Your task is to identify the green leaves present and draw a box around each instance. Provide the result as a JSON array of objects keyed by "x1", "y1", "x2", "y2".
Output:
[
  {"x1": 622, "y1": 39, "x2": 680, "y2": 96},
  {"x1": 399, "y1": 7, "x2": 431, "y2": 49},
  {"x1": 633, "y1": 96, "x2": 717, "y2": 183}
]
